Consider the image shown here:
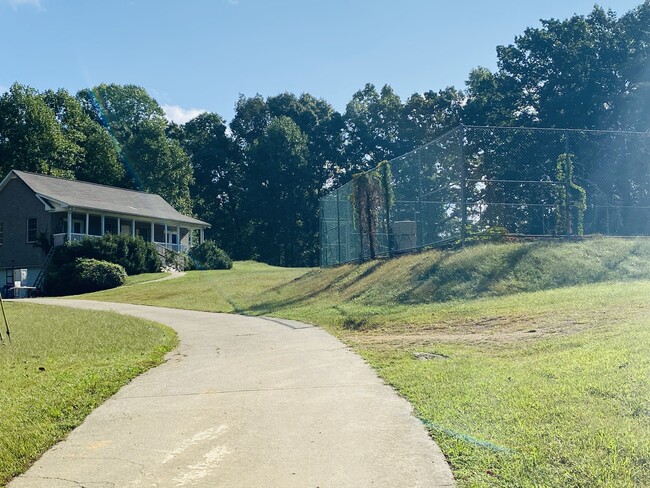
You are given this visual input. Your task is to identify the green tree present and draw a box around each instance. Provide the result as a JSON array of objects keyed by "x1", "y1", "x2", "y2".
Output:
[
  {"x1": 229, "y1": 93, "x2": 345, "y2": 264},
  {"x1": 477, "y1": 7, "x2": 629, "y2": 129},
  {"x1": 246, "y1": 116, "x2": 317, "y2": 266},
  {"x1": 402, "y1": 87, "x2": 463, "y2": 147},
  {"x1": 78, "y1": 83, "x2": 194, "y2": 213},
  {"x1": 179, "y1": 112, "x2": 251, "y2": 258},
  {"x1": 0, "y1": 83, "x2": 76, "y2": 177},
  {"x1": 42, "y1": 88, "x2": 125, "y2": 185},
  {"x1": 343, "y1": 84, "x2": 405, "y2": 172}
]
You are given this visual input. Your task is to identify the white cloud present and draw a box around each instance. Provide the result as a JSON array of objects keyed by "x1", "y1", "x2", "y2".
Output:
[
  {"x1": 7, "y1": 0, "x2": 43, "y2": 10},
  {"x1": 162, "y1": 105, "x2": 207, "y2": 125}
]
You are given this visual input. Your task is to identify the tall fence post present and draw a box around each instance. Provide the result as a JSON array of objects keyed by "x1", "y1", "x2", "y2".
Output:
[
  {"x1": 460, "y1": 125, "x2": 467, "y2": 246},
  {"x1": 320, "y1": 201, "x2": 328, "y2": 266},
  {"x1": 336, "y1": 189, "x2": 342, "y2": 265},
  {"x1": 564, "y1": 130, "x2": 572, "y2": 237},
  {"x1": 416, "y1": 151, "x2": 423, "y2": 248}
]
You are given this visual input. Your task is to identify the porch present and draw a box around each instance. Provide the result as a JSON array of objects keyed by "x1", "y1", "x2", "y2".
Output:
[{"x1": 51, "y1": 211, "x2": 205, "y2": 253}]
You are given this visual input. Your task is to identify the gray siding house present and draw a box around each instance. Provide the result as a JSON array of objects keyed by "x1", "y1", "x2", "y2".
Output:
[{"x1": 0, "y1": 170, "x2": 210, "y2": 287}]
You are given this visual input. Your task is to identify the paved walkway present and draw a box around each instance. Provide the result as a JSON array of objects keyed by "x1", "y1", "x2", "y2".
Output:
[{"x1": 9, "y1": 299, "x2": 455, "y2": 488}]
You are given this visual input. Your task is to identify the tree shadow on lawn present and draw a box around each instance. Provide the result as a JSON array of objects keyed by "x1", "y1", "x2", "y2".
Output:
[
  {"x1": 395, "y1": 244, "x2": 537, "y2": 304},
  {"x1": 243, "y1": 260, "x2": 388, "y2": 315}
]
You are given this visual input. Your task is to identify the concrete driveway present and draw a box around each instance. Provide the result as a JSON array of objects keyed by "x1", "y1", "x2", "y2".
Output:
[{"x1": 9, "y1": 299, "x2": 455, "y2": 487}]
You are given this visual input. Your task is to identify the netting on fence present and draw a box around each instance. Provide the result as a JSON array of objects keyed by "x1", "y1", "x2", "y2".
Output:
[{"x1": 320, "y1": 125, "x2": 650, "y2": 266}]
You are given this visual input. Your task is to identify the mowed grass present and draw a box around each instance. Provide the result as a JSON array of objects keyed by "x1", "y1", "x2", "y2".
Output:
[
  {"x1": 0, "y1": 303, "x2": 177, "y2": 486},
  {"x1": 124, "y1": 271, "x2": 170, "y2": 286},
  {"x1": 82, "y1": 238, "x2": 650, "y2": 487}
]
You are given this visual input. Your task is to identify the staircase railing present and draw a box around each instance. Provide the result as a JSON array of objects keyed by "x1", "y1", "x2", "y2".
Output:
[{"x1": 33, "y1": 247, "x2": 56, "y2": 293}]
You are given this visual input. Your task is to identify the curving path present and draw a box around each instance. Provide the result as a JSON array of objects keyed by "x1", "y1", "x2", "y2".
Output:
[{"x1": 9, "y1": 299, "x2": 455, "y2": 488}]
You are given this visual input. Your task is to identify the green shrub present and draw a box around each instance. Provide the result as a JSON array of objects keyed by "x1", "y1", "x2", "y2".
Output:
[
  {"x1": 188, "y1": 241, "x2": 233, "y2": 270},
  {"x1": 45, "y1": 258, "x2": 126, "y2": 296},
  {"x1": 51, "y1": 234, "x2": 161, "y2": 276},
  {"x1": 75, "y1": 258, "x2": 127, "y2": 292}
]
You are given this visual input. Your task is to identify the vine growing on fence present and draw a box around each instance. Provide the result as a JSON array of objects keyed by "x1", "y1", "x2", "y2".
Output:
[
  {"x1": 378, "y1": 161, "x2": 395, "y2": 255},
  {"x1": 350, "y1": 162, "x2": 396, "y2": 261},
  {"x1": 350, "y1": 171, "x2": 381, "y2": 260}
]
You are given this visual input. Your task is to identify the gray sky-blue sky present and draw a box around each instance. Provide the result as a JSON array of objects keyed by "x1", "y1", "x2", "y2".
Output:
[{"x1": 0, "y1": 0, "x2": 643, "y2": 123}]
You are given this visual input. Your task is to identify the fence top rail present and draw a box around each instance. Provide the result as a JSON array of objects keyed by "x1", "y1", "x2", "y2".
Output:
[
  {"x1": 462, "y1": 124, "x2": 650, "y2": 137},
  {"x1": 466, "y1": 178, "x2": 561, "y2": 185}
]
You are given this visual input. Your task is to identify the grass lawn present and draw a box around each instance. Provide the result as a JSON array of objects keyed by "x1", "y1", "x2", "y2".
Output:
[
  {"x1": 81, "y1": 239, "x2": 650, "y2": 487},
  {"x1": 125, "y1": 271, "x2": 171, "y2": 286},
  {"x1": 0, "y1": 302, "x2": 177, "y2": 486}
]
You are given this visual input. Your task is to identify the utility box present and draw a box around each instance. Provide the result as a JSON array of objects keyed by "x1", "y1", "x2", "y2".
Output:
[
  {"x1": 13, "y1": 269, "x2": 27, "y2": 283},
  {"x1": 392, "y1": 221, "x2": 417, "y2": 251}
]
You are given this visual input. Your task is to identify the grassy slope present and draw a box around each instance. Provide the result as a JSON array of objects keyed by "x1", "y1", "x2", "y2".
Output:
[
  {"x1": 83, "y1": 238, "x2": 650, "y2": 487},
  {"x1": 124, "y1": 271, "x2": 170, "y2": 286},
  {"x1": 0, "y1": 303, "x2": 177, "y2": 486}
]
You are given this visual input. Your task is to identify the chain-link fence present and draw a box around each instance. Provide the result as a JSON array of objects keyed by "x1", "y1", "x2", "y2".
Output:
[{"x1": 320, "y1": 125, "x2": 650, "y2": 266}]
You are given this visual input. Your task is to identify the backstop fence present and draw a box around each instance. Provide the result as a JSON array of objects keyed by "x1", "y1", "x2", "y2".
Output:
[{"x1": 320, "y1": 125, "x2": 650, "y2": 266}]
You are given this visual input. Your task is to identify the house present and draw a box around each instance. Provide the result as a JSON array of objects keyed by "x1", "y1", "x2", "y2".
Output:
[{"x1": 0, "y1": 169, "x2": 210, "y2": 287}]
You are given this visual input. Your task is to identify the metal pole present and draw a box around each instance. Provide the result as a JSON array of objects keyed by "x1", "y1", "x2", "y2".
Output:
[
  {"x1": 417, "y1": 150, "x2": 423, "y2": 248},
  {"x1": 460, "y1": 125, "x2": 467, "y2": 246},
  {"x1": 0, "y1": 293, "x2": 10, "y2": 343},
  {"x1": 336, "y1": 190, "x2": 342, "y2": 265},
  {"x1": 320, "y1": 202, "x2": 328, "y2": 267},
  {"x1": 564, "y1": 130, "x2": 571, "y2": 237}
]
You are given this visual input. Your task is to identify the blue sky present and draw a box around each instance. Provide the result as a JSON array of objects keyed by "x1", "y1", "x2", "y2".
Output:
[{"x1": 0, "y1": 0, "x2": 643, "y2": 124}]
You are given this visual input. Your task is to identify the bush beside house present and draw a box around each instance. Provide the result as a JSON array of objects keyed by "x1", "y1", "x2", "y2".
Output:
[
  {"x1": 52, "y1": 234, "x2": 161, "y2": 275},
  {"x1": 45, "y1": 257, "x2": 126, "y2": 296},
  {"x1": 188, "y1": 241, "x2": 233, "y2": 270},
  {"x1": 44, "y1": 234, "x2": 160, "y2": 296}
]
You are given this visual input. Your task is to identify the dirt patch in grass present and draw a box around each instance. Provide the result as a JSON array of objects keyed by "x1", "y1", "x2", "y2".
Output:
[{"x1": 349, "y1": 307, "x2": 639, "y2": 349}]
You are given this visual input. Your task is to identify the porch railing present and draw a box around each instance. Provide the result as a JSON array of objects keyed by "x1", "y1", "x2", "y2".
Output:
[
  {"x1": 154, "y1": 242, "x2": 189, "y2": 254},
  {"x1": 53, "y1": 233, "x2": 98, "y2": 247},
  {"x1": 53, "y1": 233, "x2": 189, "y2": 254}
]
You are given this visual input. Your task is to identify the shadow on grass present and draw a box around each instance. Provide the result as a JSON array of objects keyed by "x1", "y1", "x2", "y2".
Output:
[
  {"x1": 395, "y1": 251, "x2": 454, "y2": 304},
  {"x1": 242, "y1": 260, "x2": 388, "y2": 315}
]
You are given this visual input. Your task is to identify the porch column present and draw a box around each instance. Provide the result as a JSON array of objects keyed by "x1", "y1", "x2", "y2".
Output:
[
  {"x1": 132, "y1": 220, "x2": 135, "y2": 237},
  {"x1": 101, "y1": 215, "x2": 105, "y2": 236},
  {"x1": 117, "y1": 217, "x2": 121, "y2": 235},
  {"x1": 200, "y1": 228, "x2": 205, "y2": 244},
  {"x1": 164, "y1": 224, "x2": 168, "y2": 245},
  {"x1": 189, "y1": 228, "x2": 193, "y2": 248},
  {"x1": 177, "y1": 226, "x2": 181, "y2": 251},
  {"x1": 150, "y1": 222, "x2": 155, "y2": 243},
  {"x1": 67, "y1": 210, "x2": 72, "y2": 241},
  {"x1": 85, "y1": 213, "x2": 89, "y2": 236}
]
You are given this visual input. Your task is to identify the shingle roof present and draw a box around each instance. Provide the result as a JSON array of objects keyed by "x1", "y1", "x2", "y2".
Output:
[{"x1": 8, "y1": 170, "x2": 209, "y2": 227}]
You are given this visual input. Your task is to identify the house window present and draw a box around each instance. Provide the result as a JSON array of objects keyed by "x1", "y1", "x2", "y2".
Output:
[
  {"x1": 0, "y1": 221, "x2": 3, "y2": 246},
  {"x1": 27, "y1": 218, "x2": 37, "y2": 243}
]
